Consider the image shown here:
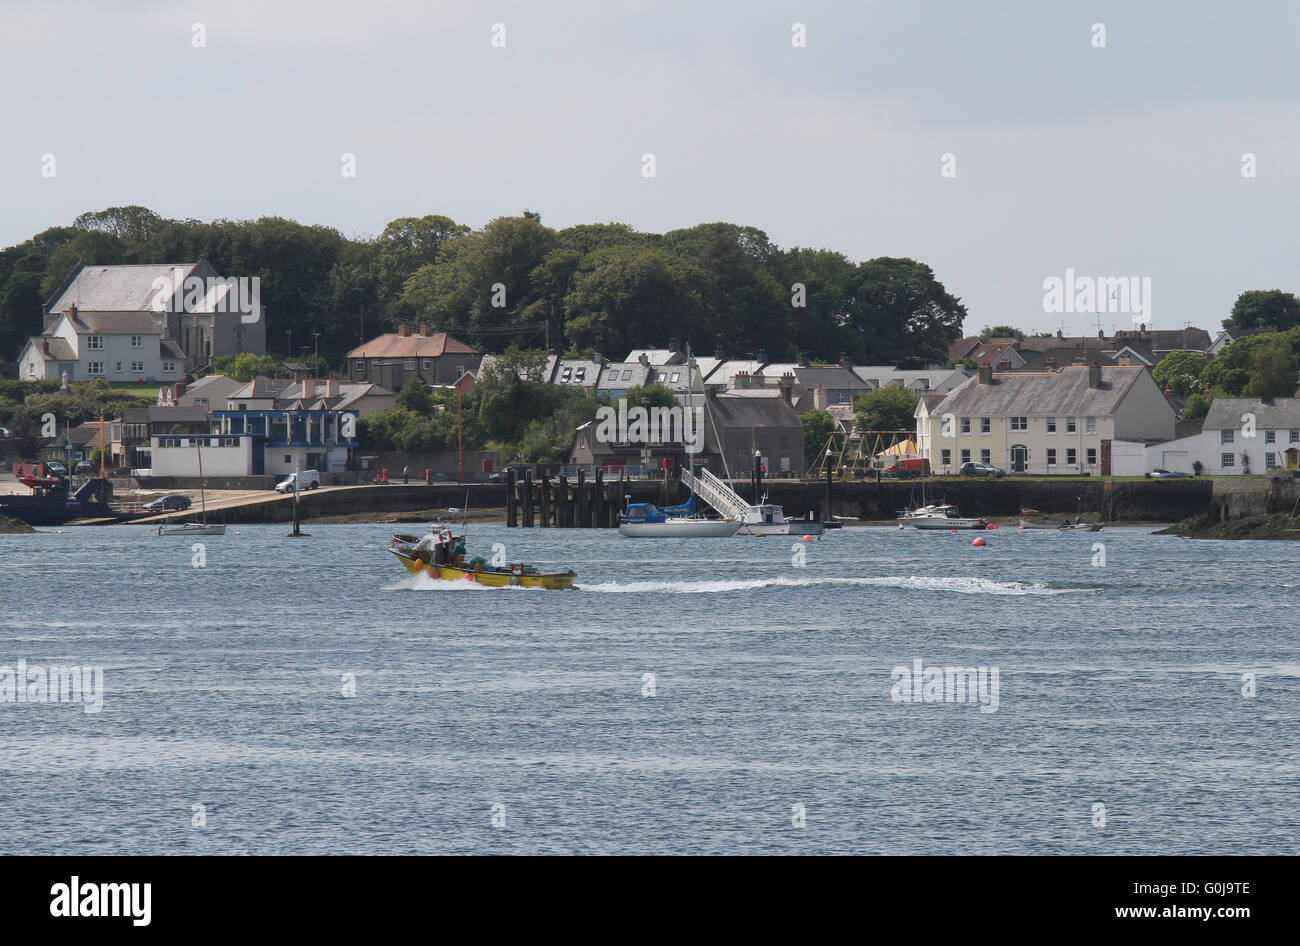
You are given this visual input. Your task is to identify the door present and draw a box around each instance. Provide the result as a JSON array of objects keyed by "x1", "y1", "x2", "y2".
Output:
[{"x1": 1011, "y1": 445, "x2": 1027, "y2": 473}]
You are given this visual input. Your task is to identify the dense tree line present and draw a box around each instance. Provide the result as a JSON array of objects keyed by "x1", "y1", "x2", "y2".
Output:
[{"x1": 0, "y1": 206, "x2": 968, "y2": 370}]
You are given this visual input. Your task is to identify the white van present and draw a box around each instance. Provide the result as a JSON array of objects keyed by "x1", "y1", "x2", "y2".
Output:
[{"x1": 275, "y1": 470, "x2": 321, "y2": 493}]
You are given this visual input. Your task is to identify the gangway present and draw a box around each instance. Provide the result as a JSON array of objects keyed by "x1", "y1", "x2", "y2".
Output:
[{"x1": 679, "y1": 464, "x2": 749, "y2": 520}]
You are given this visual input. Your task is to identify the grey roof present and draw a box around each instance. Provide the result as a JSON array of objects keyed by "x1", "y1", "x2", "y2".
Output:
[
  {"x1": 853, "y1": 366, "x2": 971, "y2": 391},
  {"x1": 704, "y1": 390, "x2": 803, "y2": 429},
  {"x1": 707, "y1": 360, "x2": 765, "y2": 386},
  {"x1": 1017, "y1": 347, "x2": 1119, "y2": 369},
  {"x1": 650, "y1": 363, "x2": 708, "y2": 392},
  {"x1": 161, "y1": 338, "x2": 185, "y2": 359},
  {"x1": 597, "y1": 362, "x2": 653, "y2": 389},
  {"x1": 73, "y1": 311, "x2": 164, "y2": 335},
  {"x1": 625, "y1": 348, "x2": 685, "y2": 366},
  {"x1": 26, "y1": 337, "x2": 77, "y2": 360},
  {"x1": 48, "y1": 263, "x2": 203, "y2": 314},
  {"x1": 1202, "y1": 397, "x2": 1300, "y2": 430},
  {"x1": 228, "y1": 378, "x2": 296, "y2": 400},
  {"x1": 934, "y1": 366, "x2": 1146, "y2": 417},
  {"x1": 551, "y1": 358, "x2": 604, "y2": 386}
]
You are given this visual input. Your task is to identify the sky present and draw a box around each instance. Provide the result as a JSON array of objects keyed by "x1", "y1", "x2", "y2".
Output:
[{"x1": 3, "y1": 0, "x2": 1300, "y2": 338}]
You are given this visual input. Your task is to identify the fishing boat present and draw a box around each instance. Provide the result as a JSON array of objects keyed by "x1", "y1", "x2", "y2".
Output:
[
  {"x1": 737, "y1": 502, "x2": 825, "y2": 537},
  {"x1": 389, "y1": 526, "x2": 576, "y2": 588},
  {"x1": 898, "y1": 503, "x2": 990, "y2": 530},
  {"x1": 617, "y1": 495, "x2": 741, "y2": 537},
  {"x1": 0, "y1": 473, "x2": 120, "y2": 526}
]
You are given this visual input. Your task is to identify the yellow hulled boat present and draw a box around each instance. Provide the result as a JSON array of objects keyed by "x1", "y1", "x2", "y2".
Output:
[{"x1": 389, "y1": 528, "x2": 576, "y2": 590}]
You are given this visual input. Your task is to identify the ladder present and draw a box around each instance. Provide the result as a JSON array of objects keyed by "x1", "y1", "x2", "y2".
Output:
[{"x1": 680, "y1": 464, "x2": 750, "y2": 520}]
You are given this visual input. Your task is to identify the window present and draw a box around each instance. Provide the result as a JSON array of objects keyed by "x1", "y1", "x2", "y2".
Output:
[
  {"x1": 1085, "y1": 416, "x2": 1096, "y2": 434},
  {"x1": 1010, "y1": 417, "x2": 1027, "y2": 431},
  {"x1": 1265, "y1": 430, "x2": 1276, "y2": 444},
  {"x1": 1067, "y1": 448, "x2": 1077, "y2": 465},
  {"x1": 354, "y1": 360, "x2": 366, "y2": 375},
  {"x1": 455, "y1": 364, "x2": 465, "y2": 377},
  {"x1": 130, "y1": 335, "x2": 143, "y2": 348},
  {"x1": 960, "y1": 418, "x2": 971, "y2": 434},
  {"x1": 608, "y1": 369, "x2": 620, "y2": 381},
  {"x1": 622, "y1": 370, "x2": 633, "y2": 381},
  {"x1": 1066, "y1": 417, "x2": 1077, "y2": 433},
  {"x1": 163, "y1": 361, "x2": 176, "y2": 372},
  {"x1": 422, "y1": 358, "x2": 433, "y2": 370},
  {"x1": 669, "y1": 372, "x2": 680, "y2": 384},
  {"x1": 1221, "y1": 429, "x2": 1234, "y2": 444},
  {"x1": 980, "y1": 449, "x2": 991, "y2": 464},
  {"x1": 88, "y1": 361, "x2": 104, "y2": 375},
  {"x1": 941, "y1": 448, "x2": 951, "y2": 466},
  {"x1": 115, "y1": 362, "x2": 123, "y2": 372},
  {"x1": 87, "y1": 335, "x2": 103, "y2": 350},
  {"x1": 980, "y1": 417, "x2": 991, "y2": 434},
  {"x1": 1045, "y1": 417, "x2": 1056, "y2": 434},
  {"x1": 960, "y1": 449, "x2": 971, "y2": 464},
  {"x1": 404, "y1": 358, "x2": 416, "y2": 370},
  {"x1": 1086, "y1": 447, "x2": 1097, "y2": 465},
  {"x1": 1292, "y1": 430, "x2": 1299, "y2": 443},
  {"x1": 1047, "y1": 448, "x2": 1057, "y2": 466},
  {"x1": 1221, "y1": 453, "x2": 1235, "y2": 468},
  {"x1": 284, "y1": 455, "x2": 292, "y2": 464},
  {"x1": 561, "y1": 367, "x2": 572, "y2": 382},
  {"x1": 1266, "y1": 452, "x2": 1277, "y2": 469},
  {"x1": 574, "y1": 368, "x2": 585, "y2": 382},
  {"x1": 130, "y1": 361, "x2": 144, "y2": 373}
]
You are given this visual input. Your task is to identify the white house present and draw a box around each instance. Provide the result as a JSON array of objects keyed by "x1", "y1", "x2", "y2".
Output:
[
  {"x1": 1112, "y1": 398, "x2": 1300, "y2": 475},
  {"x1": 917, "y1": 364, "x2": 1175, "y2": 475},
  {"x1": 18, "y1": 306, "x2": 185, "y2": 383}
]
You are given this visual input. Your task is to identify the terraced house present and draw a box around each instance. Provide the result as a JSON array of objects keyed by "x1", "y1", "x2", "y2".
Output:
[{"x1": 916, "y1": 364, "x2": 1174, "y2": 475}]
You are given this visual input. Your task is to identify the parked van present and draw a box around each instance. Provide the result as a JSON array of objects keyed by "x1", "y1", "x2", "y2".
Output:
[
  {"x1": 881, "y1": 457, "x2": 931, "y2": 478},
  {"x1": 275, "y1": 470, "x2": 321, "y2": 493}
]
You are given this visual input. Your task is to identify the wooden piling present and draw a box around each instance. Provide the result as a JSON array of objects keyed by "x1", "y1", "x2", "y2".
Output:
[
  {"x1": 541, "y1": 474, "x2": 551, "y2": 528},
  {"x1": 506, "y1": 468, "x2": 517, "y2": 527},
  {"x1": 523, "y1": 469, "x2": 534, "y2": 527}
]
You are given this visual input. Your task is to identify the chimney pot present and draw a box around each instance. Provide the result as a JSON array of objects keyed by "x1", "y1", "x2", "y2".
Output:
[
  {"x1": 1088, "y1": 361, "x2": 1102, "y2": 388},
  {"x1": 398, "y1": 322, "x2": 410, "y2": 337},
  {"x1": 418, "y1": 322, "x2": 431, "y2": 337}
]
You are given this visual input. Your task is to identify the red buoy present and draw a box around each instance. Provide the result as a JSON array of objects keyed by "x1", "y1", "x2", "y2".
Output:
[
  {"x1": 973, "y1": 537, "x2": 986, "y2": 547},
  {"x1": 802, "y1": 534, "x2": 813, "y2": 541}
]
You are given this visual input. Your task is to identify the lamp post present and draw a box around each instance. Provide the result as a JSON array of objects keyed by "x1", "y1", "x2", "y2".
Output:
[
  {"x1": 311, "y1": 332, "x2": 321, "y2": 375},
  {"x1": 284, "y1": 329, "x2": 292, "y2": 360}
]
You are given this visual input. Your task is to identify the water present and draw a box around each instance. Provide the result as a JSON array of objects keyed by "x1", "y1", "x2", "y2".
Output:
[{"x1": 1, "y1": 523, "x2": 1297, "y2": 854}]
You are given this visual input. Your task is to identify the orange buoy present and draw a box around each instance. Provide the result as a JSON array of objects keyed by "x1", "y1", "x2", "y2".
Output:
[
  {"x1": 973, "y1": 537, "x2": 986, "y2": 547},
  {"x1": 951, "y1": 529, "x2": 958, "y2": 534},
  {"x1": 802, "y1": 534, "x2": 813, "y2": 541}
]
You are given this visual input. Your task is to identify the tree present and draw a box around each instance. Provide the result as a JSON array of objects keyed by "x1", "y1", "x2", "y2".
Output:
[
  {"x1": 395, "y1": 379, "x2": 435, "y2": 416},
  {"x1": 841, "y1": 258, "x2": 966, "y2": 366},
  {"x1": 375, "y1": 215, "x2": 468, "y2": 302},
  {"x1": 854, "y1": 385, "x2": 919, "y2": 432},
  {"x1": 1202, "y1": 334, "x2": 1273, "y2": 396},
  {"x1": 1182, "y1": 392, "x2": 1210, "y2": 422},
  {"x1": 1152, "y1": 351, "x2": 1207, "y2": 396},
  {"x1": 622, "y1": 383, "x2": 677, "y2": 409},
  {"x1": 1225, "y1": 290, "x2": 1300, "y2": 332},
  {"x1": 214, "y1": 353, "x2": 279, "y2": 382},
  {"x1": 980, "y1": 325, "x2": 1024, "y2": 341},
  {"x1": 801, "y1": 409, "x2": 836, "y2": 468},
  {"x1": 1246, "y1": 337, "x2": 1299, "y2": 399}
]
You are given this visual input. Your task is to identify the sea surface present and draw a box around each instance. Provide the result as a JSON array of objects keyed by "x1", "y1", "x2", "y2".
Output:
[{"x1": 1, "y1": 523, "x2": 1297, "y2": 855}]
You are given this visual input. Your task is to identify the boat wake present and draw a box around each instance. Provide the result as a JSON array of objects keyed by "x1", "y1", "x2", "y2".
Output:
[
  {"x1": 385, "y1": 572, "x2": 542, "y2": 591},
  {"x1": 576, "y1": 575, "x2": 1079, "y2": 595}
]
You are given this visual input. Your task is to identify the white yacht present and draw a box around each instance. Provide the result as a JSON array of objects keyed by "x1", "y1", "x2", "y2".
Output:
[{"x1": 898, "y1": 503, "x2": 989, "y2": 530}]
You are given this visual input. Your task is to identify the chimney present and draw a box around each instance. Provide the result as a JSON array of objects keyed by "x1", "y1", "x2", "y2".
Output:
[
  {"x1": 734, "y1": 370, "x2": 749, "y2": 389},
  {"x1": 1088, "y1": 361, "x2": 1102, "y2": 388},
  {"x1": 42, "y1": 338, "x2": 49, "y2": 354},
  {"x1": 68, "y1": 304, "x2": 78, "y2": 321},
  {"x1": 796, "y1": 351, "x2": 809, "y2": 367},
  {"x1": 1056, "y1": 328, "x2": 1063, "y2": 339},
  {"x1": 326, "y1": 377, "x2": 338, "y2": 397},
  {"x1": 756, "y1": 349, "x2": 768, "y2": 364},
  {"x1": 713, "y1": 346, "x2": 725, "y2": 360},
  {"x1": 777, "y1": 375, "x2": 794, "y2": 406},
  {"x1": 668, "y1": 337, "x2": 680, "y2": 353},
  {"x1": 638, "y1": 353, "x2": 650, "y2": 367},
  {"x1": 418, "y1": 322, "x2": 431, "y2": 337},
  {"x1": 175, "y1": 381, "x2": 187, "y2": 397},
  {"x1": 839, "y1": 353, "x2": 852, "y2": 368},
  {"x1": 977, "y1": 365, "x2": 993, "y2": 385},
  {"x1": 398, "y1": 321, "x2": 411, "y2": 337},
  {"x1": 813, "y1": 384, "x2": 827, "y2": 410}
]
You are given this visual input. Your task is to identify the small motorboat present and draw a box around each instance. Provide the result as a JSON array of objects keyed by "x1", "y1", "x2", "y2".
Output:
[
  {"x1": 616, "y1": 496, "x2": 741, "y2": 538},
  {"x1": 158, "y1": 522, "x2": 227, "y2": 536},
  {"x1": 898, "y1": 503, "x2": 990, "y2": 530},
  {"x1": 389, "y1": 527, "x2": 576, "y2": 589},
  {"x1": 1018, "y1": 516, "x2": 1102, "y2": 532}
]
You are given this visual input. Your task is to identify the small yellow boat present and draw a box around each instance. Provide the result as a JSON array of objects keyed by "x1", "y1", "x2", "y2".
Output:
[{"x1": 389, "y1": 528, "x2": 576, "y2": 590}]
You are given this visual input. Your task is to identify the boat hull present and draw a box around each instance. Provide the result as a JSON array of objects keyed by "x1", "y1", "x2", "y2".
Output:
[
  {"x1": 392, "y1": 550, "x2": 575, "y2": 589},
  {"x1": 904, "y1": 517, "x2": 989, "y2": 530},
  {"x1": 618, "y1": 519, "x2": 741, "y2": 537},
  {"x1": 738, "y1": 520, "x2": 826, "y2": 536},
  {"x1": 158, "y1": 523, "x2": 227, "y2": 535}
]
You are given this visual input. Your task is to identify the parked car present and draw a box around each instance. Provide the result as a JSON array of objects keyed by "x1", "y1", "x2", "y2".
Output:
[
  {"x1": 143, "y1": 495, "x2": 192, "y2": 512},
  {"x1": 44, "y1": 461, "x2": 68, "y2": 476},
  {"x1": 488, "y1": 466, "x2": 524, "y2": 482},
  {"x1": 1150, "y1": 469, "x2": 1188, "y2": 478},
  {"x1": 275, "y1": 470, "x2": 321, "y2": 493},
  {"x1": 881, "y1": 457, "x2": 931, "y2": 478},
  {"x1": 959, "y1": 461, "x2": 1006, "y2": 477},
  {"x1": 73, "y1": 460, "x2": 94, "y2": 475}
]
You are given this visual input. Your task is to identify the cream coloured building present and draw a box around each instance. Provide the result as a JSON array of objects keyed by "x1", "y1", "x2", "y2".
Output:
[{"x1": 916, "y1": 365, "x2": 1175, "y2": 475}]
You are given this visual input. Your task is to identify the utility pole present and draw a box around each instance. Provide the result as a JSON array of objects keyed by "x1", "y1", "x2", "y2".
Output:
[
  {"x1": 285, "y1": 329, "x2": 292, "y2": 360},
  {"x1": 312, "y1": 332, "x2": 321, "y2": 374},
  {"x1": 457, "y1": 391, "x2": 464, "y2": 484}
]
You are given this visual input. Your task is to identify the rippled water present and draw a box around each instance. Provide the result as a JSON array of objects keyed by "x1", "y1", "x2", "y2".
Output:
[{"x1": 1, "y1": 523, "x2": 1297, "y2": 854}]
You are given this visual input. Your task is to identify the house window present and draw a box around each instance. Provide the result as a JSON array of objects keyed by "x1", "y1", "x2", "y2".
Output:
[
  {"x1": 1067, "y1": 448, "x2": 1077, "y2": 465},
  {"x1": 130, "y1": 361, "x2": 144, "y2": 373},
  {"x1": 980, "y1": 417, "x2": 991, "y2": 434},
  {"x1": 941, "y1": 448, "x2": 951, "y2": 466},
  {"x1": 88, "y1": 361, "x2": 104, "y2": 376},
  {"x1": 1085, "y1": 416, "x2": 1096, "y2": 434},
  {"x1": 130, "y1": 335, "x2": 143, "y2": 348},
  {"x1": 354, "y1": 360, "x2": 366, "y2": 375},
  {"x1": 1221, "y1": 429, "x2": 1234, "y2": 444},
  {"x1": 1047, "y1": 448, "x2": 1057, "y2": 466},
  {"x1": 669, "y1": 372, "x2": 680, "y2": 384},
  {"x1": 1066, "y1": 417, "x2": 1077, "y2": 433},
  {"x1": 163, "y1": 361, "x2": 176, "y2": 372},
  {"x1": 284, "y1": 455, "x2": 292, "y2": 464},
  {"x1": 1045, "y1": 417, "x2": 1056, "y2": 434},
  {"x1": 960, "y1": 418, "x2": 971, "y2": 434},
  {"x1": 622, "y1": 370, "x2": 633, "y2": 381},
  {"x1": 561, "y1": 367, "x2": 572, "y2": 382},
  {"x1": 980, "y1": 449, "x2": 991, "y2": 464},
  {"x1": 1087, "y1": 447, "x2": 1097, "y2": 465},
  {"x1": 87, "y1": 335, "x2": 103, "y2": 350},
  {"x1": 1221, "y1": 453, "x2": 1235, "y2": 468},
  {"x1": 1010, "y1": 417, "x2": 1027, "y2": 432},
  {"x1": 574, "y1": 368, "x2": 585, "y2": 382},
  {"x1": 404, "y1": 359, "x2": 416, "y2": 370},
  {"x1": 1266, "y1": 452, "x2": 1277, "y2": 469},
  {"x1": 455, "y1": 364, "x2": 465, "y2": 377},
  {"x1": 422, "y1": 359, "x2": 433, "y2": 370},
  {"x1": 608, "y1": 369, "x2": 620, "y2": 381},
  {"x1": 115, "y1": 362, "x2": 123, "y2": 372},
  {"x1": 1265, "y1": 430, "x2": 1276, "y2": 444},
  {"x1": 1291, "y1": 430, "x2": 1299, "y2": 443},
  {"x1": 960, "y1": 449, "x2": 971, "y2": 464}
]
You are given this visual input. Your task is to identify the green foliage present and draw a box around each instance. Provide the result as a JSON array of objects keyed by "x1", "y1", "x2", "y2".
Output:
[
  {"x1": 1182, "y1": 392, "x2": 1210, "y2": 422},
  {"x1": 980, "y1": 325, "x2": 1024, "y2": 341},
  {"x1": 1246, "y1": 336, "x2": 1298, "y2": 399},
  {"x1": 622, "y1": 383, "x2": 677, "y2": 409},
  {"x1": 854, "y1": 385, "x2": 919, "y2": 432},
  {"x1": 1202, "y1": 334, "x2": 1273, "y2": 396},
  {"x1": 801, "y1": 409, "x2": 837, "y2": 468},
  {"x1": 395, "y1": 379, "x2": 435, "y2": 416},
  {"x1": 1225, "y1": 290, "x2": 1300, "y2": 332},
  {"x1": 214, "y1": 353, "x2": 280, "y2": 382},
  {"x1": 509, "y1": 387, "x2": 603, "y2": 464},
  {"x1": 1152, "y1": 350, "x2": 1207, "y2": 396}
]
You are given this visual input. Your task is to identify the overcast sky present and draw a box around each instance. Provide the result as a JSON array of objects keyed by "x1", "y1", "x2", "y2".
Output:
[{"x1": 3, "y1": 0, "x2": 1298, "y2": 338}]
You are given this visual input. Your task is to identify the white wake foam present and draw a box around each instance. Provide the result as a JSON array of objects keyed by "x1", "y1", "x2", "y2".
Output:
[{"x1": 575, "y1": 575, "x2": 1076, "y2": 595}]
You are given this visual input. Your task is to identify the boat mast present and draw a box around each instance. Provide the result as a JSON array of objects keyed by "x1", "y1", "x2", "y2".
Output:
[{"x1": 196, "y1": 430, "x2": 207, "y2": 525}]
